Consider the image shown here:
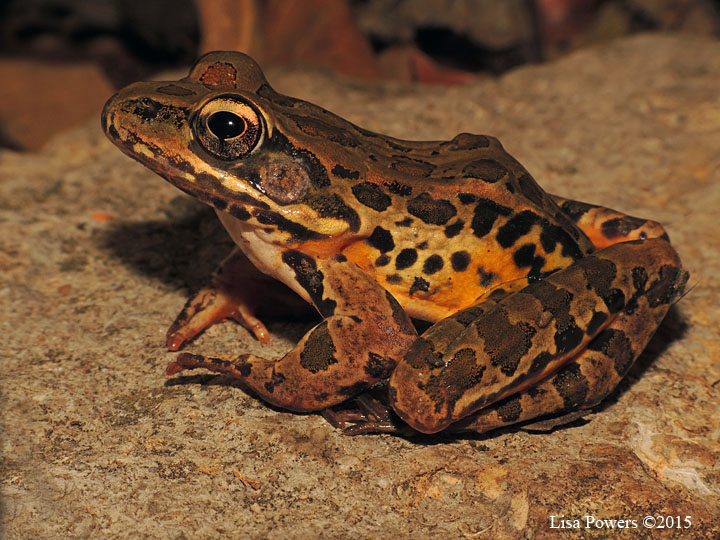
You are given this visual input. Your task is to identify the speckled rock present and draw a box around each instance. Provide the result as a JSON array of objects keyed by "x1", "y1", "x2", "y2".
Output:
[{"x1": 1, "y1": 34, "x2": 718, "y2": 539}]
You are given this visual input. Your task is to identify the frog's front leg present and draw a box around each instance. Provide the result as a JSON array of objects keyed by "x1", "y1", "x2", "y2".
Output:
[
  {"x1": 389, "y1": 238, "x2": 686, "y2": 434},
  {"x1": 167, "y1": 254, "x2": 418, "y2": 411},
  {"x1": 166, "y1": 248, "x2": 310, "y2": 350},
  {"x1": 166, "y1": 248, "x2": 274, "y2": 349}
]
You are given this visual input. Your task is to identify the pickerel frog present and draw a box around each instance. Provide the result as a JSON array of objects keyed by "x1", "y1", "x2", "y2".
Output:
[{"x1": 102, "y1": 52, "x2": 687, "y2": 435}]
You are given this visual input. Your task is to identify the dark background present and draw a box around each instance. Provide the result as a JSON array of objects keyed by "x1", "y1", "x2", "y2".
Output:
[{"x1": 1, "y1": 0, "x2": 719, "y2": 150}]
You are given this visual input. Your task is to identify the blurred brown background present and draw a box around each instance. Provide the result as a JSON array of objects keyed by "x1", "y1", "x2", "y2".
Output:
[{"x1": 1, "y1": 0, "x2": 719, "y2": 150}]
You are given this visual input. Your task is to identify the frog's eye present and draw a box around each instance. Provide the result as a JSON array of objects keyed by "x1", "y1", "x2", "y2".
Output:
[{"x1": 194, "y1": 96, "x2": 264, "y2": 160}]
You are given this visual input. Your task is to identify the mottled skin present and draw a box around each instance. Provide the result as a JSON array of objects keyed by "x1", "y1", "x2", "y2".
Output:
[{"x1": 102, "y1": 52, "x2": 687, "y2": 435}]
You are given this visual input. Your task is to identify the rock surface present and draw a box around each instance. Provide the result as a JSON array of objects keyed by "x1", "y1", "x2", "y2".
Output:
[{"x1": 1, "y1": 35, "x2": 718, "y2": 539}]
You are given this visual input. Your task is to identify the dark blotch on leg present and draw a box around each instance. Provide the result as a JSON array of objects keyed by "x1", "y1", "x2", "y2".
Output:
[
  {"x1": 586, "y1": 311, "x2": 609, "y2": 336},
  {"x1": 552, "y1": 363, "x2": 589, "y2": 409},
  {"x1": 299, "y1": 321, "x2": 338, "y2": 373},
  {"x1": 495, "y1": 394, "x2": 523, "y2": 423},
  {"x1": 600, "y1": 216, "x2": 646, "y2": 239},
  {"x1": 404, "y1": 337, "x2": 437, "y2": 370},
  {"x1": 560, "y1": 199, "x2": 596, "y2": 222},
  {"x1": 588, "y1": 328, "x2": 634, "y2": 377},
  {"x1": 554, "y1": 325, "x2": 585, "y2": 356},
  {"x1": 632, "y1": 266, "x2": 649, "y2": 292},
  {"x1": 453, "y1": 305, "x2": 488, "y2": 326},
  {"x1": 264, "y1": 371, "x2": 287, "y2": 394},
  {"x1": 423, "y1": 348, "x2": 487, "y2": 410},
  {"x1": 479, "y1": 309, "x2": 537, "y2": 377},
  {"x1": 604, "y1": 288, "x2": 626, "y2": 314},
  {"x1": 281, "y1": 250, "x2": 337, "y2": 316},
  {"x1": 384, "y1": 290, "x2": 416, "y2": 337},
  {"x1": 646, "y1": 265, "x2": 687, "y2": 308}
]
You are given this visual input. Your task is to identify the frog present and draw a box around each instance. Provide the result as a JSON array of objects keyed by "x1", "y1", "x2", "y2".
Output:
[{"x1": 101, "y1": 51, "x2": 687, "y2": 435}]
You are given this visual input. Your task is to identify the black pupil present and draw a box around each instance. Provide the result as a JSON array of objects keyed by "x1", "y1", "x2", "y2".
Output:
[{"x1": 207, "y1": 111, "x2": 246, "y2": 140}]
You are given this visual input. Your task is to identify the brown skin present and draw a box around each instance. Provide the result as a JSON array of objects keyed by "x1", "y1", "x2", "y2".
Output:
[{"x1": 102, "y1": 52, "x2": 687, "y2": 435}]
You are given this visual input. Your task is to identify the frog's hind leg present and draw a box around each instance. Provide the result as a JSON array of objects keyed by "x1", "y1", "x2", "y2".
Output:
[
  {"x1": 167, "y1": 257, "x2": 418, "y2": 412},
  {"x1": 447, "y1": 281, "x2": 677, "y2": 434},
  {"x1": 389, "y1": 237, "x2": 687, "y2": 434},
  {"x1": 550, "y1": 194, "x2": 669, "y2": 249}
]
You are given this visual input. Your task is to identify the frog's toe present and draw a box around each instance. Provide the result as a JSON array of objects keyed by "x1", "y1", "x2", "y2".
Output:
[
  {"x1": 322, "y1": 407, "x2": 411, "y2": 435},
  {"x1": 342, "y1": 420, "x2": 415, "y2": 436},
  {"x1": 166, "y1": 288, "x2": 228, "y2": 350},
  {"x1": 232, "y1": 303, "x2": 271, "y2": 343},
  {"x1": 322, "y1": 390, "x2": 416, "y2": 435},
  {"x1": 165, "y1": 352, "x2": 252, "y2": 378},
  {"x1": 321, "y1": 407, "x2": 368, "y2": 430}
]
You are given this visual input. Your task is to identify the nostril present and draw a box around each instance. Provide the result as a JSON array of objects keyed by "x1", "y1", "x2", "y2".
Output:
[{"x1": 126, "y1": 97, "x2": 163, "y2": 123}]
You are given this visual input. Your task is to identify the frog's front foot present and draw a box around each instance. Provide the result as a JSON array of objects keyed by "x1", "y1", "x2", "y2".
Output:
[
  {"x1": 166, "y1": 249, "x2": 273, "y2": 350},
  {"x1": 166, "y1": 285, "x2": 270, "y2": 350}
]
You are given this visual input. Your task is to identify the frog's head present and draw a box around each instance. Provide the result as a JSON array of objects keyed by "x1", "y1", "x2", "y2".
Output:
[{"x1": 102, "y1": 51, "x2": 361, "y2": 244}]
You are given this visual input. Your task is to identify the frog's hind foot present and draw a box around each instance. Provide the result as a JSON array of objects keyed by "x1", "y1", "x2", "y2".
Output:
[
  {"x1": 322, "y1": 388, "x2": 417, "y2": 436},
  {"x1": 518, "y1": 409, "x2": 592, "y2": 433}
]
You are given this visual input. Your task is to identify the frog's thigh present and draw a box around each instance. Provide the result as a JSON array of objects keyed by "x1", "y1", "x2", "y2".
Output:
[
  {"x1": 550, "y1": 194, "x2": 669, "y2": 249},
  {"x1": 389, "y1": 238, "x2": 686, "y2": 434},
  {"x1": 448, "y1": 286, "x2": 673, "y2": 434},
  {"x1": 168, "y1": 258, "x2": 418, "y2": 412}
]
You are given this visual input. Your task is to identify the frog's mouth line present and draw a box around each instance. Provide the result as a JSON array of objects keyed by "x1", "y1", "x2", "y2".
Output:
[
  {"x1": 164, "y1": 173, "x2": 262, "y2": 217},
  {"x1": 166, "y1": 173, "x2": 328, "y2": 243}
]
